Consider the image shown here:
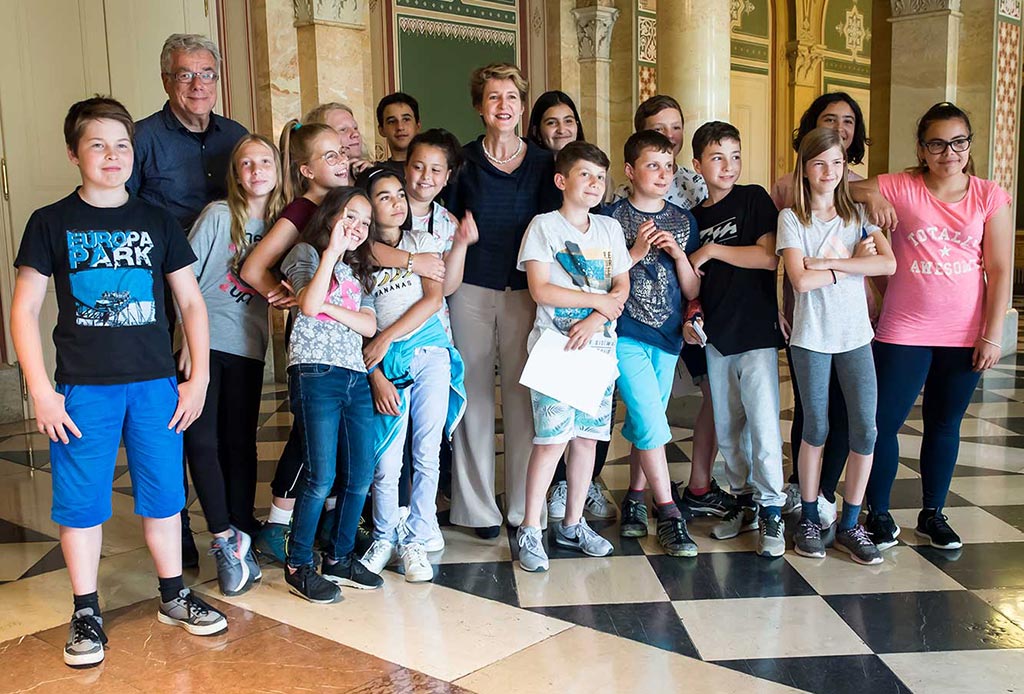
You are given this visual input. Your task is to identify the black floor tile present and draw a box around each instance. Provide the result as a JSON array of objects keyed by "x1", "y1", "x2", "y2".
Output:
[
  {"x1": 0, "y1": 518, "x2": 55, "y2": 544},
  {"x1": 19, "y1": 543, "x2": 66, "y2": 579},
  {"x1": 716, "y1": 654, "x2": 912, "y2": 694},
  {"x1": 508, "y1": 520, "x2": 647, "y2": 560},
  {"x1": 647, "y1": 552, "x2": 815, "y2": 601},
  {"x1": 914, "y1": 542, "x2": 1024, "y2": 589},
  {"x1": 430, "y1": 561, "x2": 519, "y2": 608},
  {"x1": 983, "y1": 417, "x2": 1024, "y2": 435},
  {"x1": 983, "y1": 505, "x2": 1024, "y2": 531},
  {"x1": 825, "y1": 590, "x2": 1024, "y2": 653},
  {"x1": 529, "y1": 601, "x2": 699, "y2": 658},
  {"x1": 838, "y1": 477, "x2": 971, "y2": 509},
  {"x1": 0, "y1": 449, "x2": 50, "y2": 467}
]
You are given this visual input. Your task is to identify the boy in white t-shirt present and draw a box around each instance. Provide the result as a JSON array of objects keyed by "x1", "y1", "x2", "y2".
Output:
[{"x1": 515, "y1": 141, "x2": 631, "y2": 572}]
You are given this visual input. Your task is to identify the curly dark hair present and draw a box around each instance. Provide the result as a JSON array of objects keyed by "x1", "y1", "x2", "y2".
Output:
[
  {"x1": 792, "y1": 92, "x2": 871, "y2": 165},
  {"x1": 299, "y1": 187, "x2": 377, "y2": 293}
]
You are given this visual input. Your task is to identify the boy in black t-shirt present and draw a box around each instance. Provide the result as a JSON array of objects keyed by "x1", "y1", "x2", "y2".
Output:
[
  {"x1": 684, "y1": 121, "x2": 788, "y2": 558},
  {"x1": 11, "y1": 97, "x2": 227, "y2": 668}
]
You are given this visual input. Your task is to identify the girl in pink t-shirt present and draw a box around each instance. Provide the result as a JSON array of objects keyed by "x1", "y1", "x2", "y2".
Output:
[{"x1": 854, "y1": 102, "x2": 1013, "y2": 552}]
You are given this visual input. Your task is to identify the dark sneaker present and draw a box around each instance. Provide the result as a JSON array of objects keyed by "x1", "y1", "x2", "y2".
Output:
[
  {"x1": 711, "y1": 505, "x2": 758, "y2": 540},
  {"x1": 682, "y1": 479, "x2": 737, "y2": 518},
  {"x1": 254, "y1": 522, "x2": 289, "y2": 564},
  {"x1": 158, "y1": 588, "x2": 229, "y2": 635},
  {"x1": 245, "y1": 547, "x2": 262, "y2": 584},
  {"x1": 210, "y1": 531, "x2": 252, "y2": 596},
  {"x1": 181, "y1": 513, "x2": 199, "y2": 569},
  {"x1": 474, "y1": 525, "x2": 501, "y2": 540},
  {"x1": 64, "y1": 608, "x2": 107, "y2": 668},
  {"x1": 322, "y1": 553, "x2": 383, "y2": 590},
  {"x1": 656, "y1": 516, "x2": 698, "y2": 557},
  {"x1": 793, "y1": 518, "x2": 825, "y2": 558},
  {"x1": 285, "y1": 563, "x2": 342, "y2": 604},
  {"x1": 619, "y1": 497, "x2": 649, "y2": 538},
  {"x1": 916, "y1": 509, "x2": 962, "y2": 550},
  {"x1": 835, "y1": 524, "x2": 883, "y2": 565},
  {"x1": 355, "y1": 515, "x2": 374, "y2": 555},
  {"x1": 865, "y1": 511, "x2": 902, "y2": 551}
]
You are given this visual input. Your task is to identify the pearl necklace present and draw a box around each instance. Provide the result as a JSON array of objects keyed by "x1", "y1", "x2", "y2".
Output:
[{"x1": 483, "y1": 137, "x2": 524, "y2": 166}]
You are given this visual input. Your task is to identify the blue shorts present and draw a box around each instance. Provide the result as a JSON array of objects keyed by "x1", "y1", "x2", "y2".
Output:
[
  {"x1": 529, "y1": 384, "x2": 614, "y2": 445},
  {"x1": 50, "y1": 377, "x2": 185, "y2": 527},
  {"x1": 680, "y1": 342, "x2": 708, "y2": 384},
  {"x1": 616, "y1": 337, "x2": 676, "y2": 450}
]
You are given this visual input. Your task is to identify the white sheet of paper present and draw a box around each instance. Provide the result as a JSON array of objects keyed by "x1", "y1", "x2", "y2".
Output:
[{"x1": 519, "y1": 329, "x2": 618, "y2": 416}]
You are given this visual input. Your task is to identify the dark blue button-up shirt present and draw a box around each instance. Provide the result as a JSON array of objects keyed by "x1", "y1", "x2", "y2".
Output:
[{"x1": 127, "y1": 101, "x2": 248, "y2": 230}]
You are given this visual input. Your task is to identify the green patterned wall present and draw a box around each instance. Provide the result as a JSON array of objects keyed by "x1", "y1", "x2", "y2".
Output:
[{"x1": 822, "y1": 0, "x2": 872, "y2": 82}]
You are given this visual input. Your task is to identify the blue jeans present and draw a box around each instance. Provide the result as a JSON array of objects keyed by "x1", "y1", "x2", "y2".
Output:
[
  {"x1": 286, "y1": 364, "x2": 375, "y2": 567},
  {"x1": 866, "y1": 342, "x2": 981, "y2": 513}
]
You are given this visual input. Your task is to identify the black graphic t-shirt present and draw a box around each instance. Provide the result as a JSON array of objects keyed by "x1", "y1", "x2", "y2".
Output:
[
  {"x1": 15, "y1": 190, "x2": 196, "y2": 384},
  {"x1": 691, "y1": 184, "x2": 783, "y2": 356}
]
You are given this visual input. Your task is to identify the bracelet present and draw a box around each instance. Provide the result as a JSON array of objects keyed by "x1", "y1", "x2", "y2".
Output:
[
  {"x1": 406, "y1": 251, "x2": 415, "y2": 273},
  {"x1": 830, "y1": 269, "x2": 837, "y2": 284},
  {"x1": 980, "y1": 336, "x2": 1001, "y2": 348}
]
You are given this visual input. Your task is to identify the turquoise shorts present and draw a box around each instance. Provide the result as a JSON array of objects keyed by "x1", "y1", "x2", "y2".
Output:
[
  {"x1": 529, "y1": 384, "x2": 614, "y2": 445},
  {"x1": 616, "y1": 336, "x2": 676, "y2": 450}
]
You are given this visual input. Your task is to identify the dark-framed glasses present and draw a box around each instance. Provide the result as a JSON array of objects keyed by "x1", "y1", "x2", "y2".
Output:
[
  {"x1": 921, "y1": 136, "x2": 972, "y2": 155},
  {"x1": 166, "y1": 70, "x2": 219, "y2": 84}
]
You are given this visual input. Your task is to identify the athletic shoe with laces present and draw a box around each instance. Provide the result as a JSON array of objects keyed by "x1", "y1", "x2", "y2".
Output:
[
  {"x1": 547, "y1": 481, "x2": 568, "y2": 520},
  {"x1": 553, "y1": 517, "x2": 614, "y2": 557},
  {"x1": 865, "y1": 510, "x2": 901, "y2": 551},
  {"x1": 822, "y1": 521, "x2": 837, "y2": 548},
  {"x1": 400, "y1": 543, "x2": 434, "y2": 582},
  {"x1": 757, "y1": 513, "x2": 786, "y2": 558},
  {"x1": 254, "y1": 521, "x2": 289, "y2": 564},
  {"x1": 517, "y1": 526, "x2": 549, "y2": 572},
  {"x1": 285, "y1": 563, "x2": 342, "y2": 604},
  {"x1": 656, "y1": 515, "x2": 698, "y2": 557},
  {"x1": 158, "y1": 588, "x2": 229, "y2": 635},
  {"x1": 210, "y1": 530, "x2": 252, "y2": 596},
  {"x1": 584, "y1": 481, "x2": 617, "y2": 520},
  {"x1": 619, "y1": 497, "x2": 649, "y2": 537},
  {"x1": 711, "y1": 505, "x2": 758, "y2": 540},
  {"x1": 245, "y1": 547, "x2": 262, "y2": 583},
  {"x1": 360, "y1": 539, "x2": 396, "y2": 574},
  {"x1": 818, "y1": 494, "x2": 839, "y2": 528},
  {"x1": 781, "y1": 483, "x2": 802, "y2": 516},
  {"x1": 916, "y1": 509, "x2": 962, "y2": 550},
  {"x1": 355, "y1": 515, "x2": 374, "y2": 555},
  {"x1": 64, "y1": 608, "x2": 107, "y2": 668},
  {"x1": 793, "y1": 518, "x2": 826, "y2": 558},
  {"x1": 835, "y1": 524, "x2": 883, "y2": 565},
  {"x1": 322, "y1": 552, "x2": 383, "y2": 589},
  {"x1": 681, "y1": 479, "x2": 737, "y2": 518}
]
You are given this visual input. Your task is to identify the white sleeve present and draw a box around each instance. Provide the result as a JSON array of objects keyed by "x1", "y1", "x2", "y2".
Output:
[{"x1": 516, "y1": 215, "x2": 555, "y2": 270}]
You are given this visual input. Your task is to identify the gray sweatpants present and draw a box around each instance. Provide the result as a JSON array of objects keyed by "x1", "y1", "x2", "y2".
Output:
[
  {"x1": 790, "y1": 343, "x2": 877, "y2": 455},
  {"x1": 705, "y1": 344, "x2": 787, "y2": 508}
]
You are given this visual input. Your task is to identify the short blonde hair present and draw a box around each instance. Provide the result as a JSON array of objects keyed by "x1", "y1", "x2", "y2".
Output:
[
  {"x1": 303, "y1": 102, "x2": 355, "y2": 125},
  {"x1": 469, "y1": 63, "x2": 527, "y2": 108}
]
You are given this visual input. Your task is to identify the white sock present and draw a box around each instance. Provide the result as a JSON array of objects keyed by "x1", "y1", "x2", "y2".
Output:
[
  {"x1": 324, "y1": 496, "x2": 337, "y2": 512},
  {"x1": 267, "y1": 502, "x2": 292, "y2": 526}
]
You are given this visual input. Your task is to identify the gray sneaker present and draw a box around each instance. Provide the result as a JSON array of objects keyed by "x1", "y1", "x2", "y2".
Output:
[
  {"x1": 210, "y1": 530, "x2": 252, "y2": 596},
  {"x1": 793, "y1": 518, "x2": 826, "y2": 558},
  {"x1": 781, "y1": 483, "x2": 801, "y2": 515},
  {"x1": 710, "y1": 505, "x2": 758, "y2": 540},
  {"x1": 553, "y1": 517, "x2": 614, "y2": 557},
  {"x1": 547, "y1": 481, "x2": 568, "y2": 520},
  {"x1": 158, "y1": 588, "x2": 228, "y2": 636},
  {"x1": 64, "y1": 608, "x2": 107, "y2": 668},
  {"x1": 835, "y1": 524, "x2": 883, "y2": 565},
  {"x1": 517, "y1": 526, "x2": 549, "y2": 572},
  {"x1": 584, "y1": 481, "x2": 617, "y2": 520},
  {"x1": 757, "y1": 513, "x2": 786, "y2": 558}
]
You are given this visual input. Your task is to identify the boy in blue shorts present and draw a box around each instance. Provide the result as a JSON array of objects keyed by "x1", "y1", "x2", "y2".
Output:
[
  {"x1": 603, "y1": 130, "x2": 711, "y2": 556},
  {"x1": 515, "y1": 141, "x2": 631, "y2": 572},
  {"x1": 11, "y1": 97, "x2": 227, "y2": 668},
  {"x1": 685, "y1": 121, "x2": 788, "y2": 558}
]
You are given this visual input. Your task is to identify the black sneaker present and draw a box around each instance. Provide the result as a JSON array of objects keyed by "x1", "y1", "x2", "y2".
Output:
[
  {"x1": 64, "y1": 608, "x2": 107, "y2": 668},
  {"x1": 793, "y1": 518, "x2": 825, "y2": 558},
  {"x1": 916, "y1": 509, "x2": 962, "y2": 550},
  {"x1": 322, "y1": 553, "x2": 383, "y2": 590},
  {"x1": 181, "y1": 511, "x2": 199, "y2": 569},
  {"x1": 158, "y1": 588, "x2": 228, "y2": 636},
  {"x1": 681, "y1": 479, "x2": 737, "y2": 518},
  {"x1": 474, "y1": 525, "x2": 501, "y2": 540},
  {"x1": 355, "y1": 515, "x2": 374, "y2": 555},
  {"x1": 619, "y1": 497, "x2": 649, "y2": 538},
  {"x1": 286, "y1": 563, "x2": 343, "y2": 603},
  {"x1": 656, "y1": 515, "x2": 698, "y2": 557},
  {"x1": 865, "y1": 511, "x2": 901, "y2": 551}
]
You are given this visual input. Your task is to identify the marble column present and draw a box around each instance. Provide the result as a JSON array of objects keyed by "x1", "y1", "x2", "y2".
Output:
[
  {"x1": 293, "y1": 0, "x2": 373, "y2": 138},
  {"x1": 572, "y1": 3, "x2": 620, "y2": 156},
  {"x1": 656, "y1": 0, "x2": 730, "y2": 153}
]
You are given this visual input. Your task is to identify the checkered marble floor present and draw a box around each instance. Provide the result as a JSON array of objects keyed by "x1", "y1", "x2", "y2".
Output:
[{"x1": 2, "y1": 351, "x2": 1024, "y2": 693}]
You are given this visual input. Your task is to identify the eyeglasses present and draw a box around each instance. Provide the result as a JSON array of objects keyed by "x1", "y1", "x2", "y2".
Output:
[
  {"x1": 921, "y1": 136, "x2": 972, "y2": 155},
  {"x1": 166, "y1": 70, "x2": 219, "y2": 84},
  {"x1": 318, "y1": 150, "x2": 345, "y2": 166}
]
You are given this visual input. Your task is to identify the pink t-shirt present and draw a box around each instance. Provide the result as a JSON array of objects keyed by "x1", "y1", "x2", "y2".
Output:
[{"x1": 875, "y1": 172, "x2": 1011, "y2": 347}]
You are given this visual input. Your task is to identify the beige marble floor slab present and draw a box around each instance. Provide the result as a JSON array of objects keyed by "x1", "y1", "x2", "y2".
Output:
[
  {"x1": 432, "y1": 525, "x2": 513, "y2": 564},
  {"x1": 889, "y1": 506, "x2": 1024, "y2": 545},
  {"x1": 673, "y1": 595, "x2": 871, "y2": 661},
  {"x1": 199, "y1": 569, "x2": 571, "y2": 682},
  {"x1": 454, "y1": 624, "x2": 803, "y2": 694},
  {"x1": 967, "y1": 400, "x2": 1024, "y2": 419},
  {"x1": 973, "y1": 589, "x2": 1024, "y2": 631},
  {"x1": 784, "y1": 545, "x2": 964, "y2": 595},
  {"x1": 949, "y1": 474, "x2": 1024, "y2": 506},
  {"x1": 514, "y1": 555, "x2": 669, "y2": 608},
  {"x1": 881, "y1": 649, "x2": 1024, "y2": 694},
  {"x1": 0, "y1": 541, "x2": 58, "y2": 582}
]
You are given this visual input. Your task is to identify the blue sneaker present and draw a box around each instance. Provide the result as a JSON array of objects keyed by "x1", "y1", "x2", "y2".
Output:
[{"x1": 254, "y1": 522, "x2": 289, "y2": 564}]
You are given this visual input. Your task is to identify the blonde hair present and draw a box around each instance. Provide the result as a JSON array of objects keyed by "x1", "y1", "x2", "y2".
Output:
[
  {"x1": 469, "y1": 63, "x2": 528, "y2": 108},
  {"x1": 225, "y1": 135, "x2": 286, "y2": 273},
  {"x1": 791, "y1": 127, "x2": 856, "y2": 227},
  {"x1": 277, "y1": 119, "x2": 337, "y2": 201},
  {"x1": 303, "y1": 101, "x2": 354, "y2": 124}
]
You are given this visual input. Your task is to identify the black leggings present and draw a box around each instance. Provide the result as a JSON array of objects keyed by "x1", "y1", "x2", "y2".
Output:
[
  {"x1": 183, "y1": 350, "x2": 264, "y2": 536},
  {"x1": 787, "y1": 347, "x2": 849, "y2": 500}
]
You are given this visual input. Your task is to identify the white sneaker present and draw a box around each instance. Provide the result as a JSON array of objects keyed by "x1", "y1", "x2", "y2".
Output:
[
  {"x1": 584, "y1": 481, "x2": 617, "y2": 520},
  {"x1": 782, "y1": 483, "x2": 801, "y2": 515},
  {"x1": 423, "y1": 522, "x2": 446, "y2": 553},
  {"x1": 818, "y1": 494, "x2": 838, "y2": 529},
  {"x1": 400, "y1": 543, "x2": 433, "y2": 582},
  {"x1": 547, "y1": 481, "x2": 567, "y2": 520},
  {"x1": 359, "y1": 539, "x2": 395, "y2": 574},
  {"x1": 396, "y1": 507, "x2": 411, "y2": 545}
]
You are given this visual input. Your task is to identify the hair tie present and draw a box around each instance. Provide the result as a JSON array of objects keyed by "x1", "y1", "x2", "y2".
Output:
[{"x1": 292, "y1": 122, "x2": 302, "y2": 131}]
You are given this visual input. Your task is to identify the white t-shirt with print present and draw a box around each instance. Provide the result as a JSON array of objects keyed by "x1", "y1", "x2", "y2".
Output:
[
  {"x1": 371, "y1": 229, "x2": 444, "y2": 337},
  {"x1": 410, "y1": 201, "x2": 456, "y2": 339}
]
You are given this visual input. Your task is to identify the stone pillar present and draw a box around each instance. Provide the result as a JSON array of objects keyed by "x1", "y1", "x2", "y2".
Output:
[
  {"x1": 546, "y1": 0, "x2": 581, "y2": 100},
  {"x1": 657, "y1": 0, "x2": 730, "y2": 152},
  {"x1": 572, "y1": 3, "x2": 620, "y2": 155},
  {"x1": 886, "y1": 0, "x2": 962, "y2": 171},
  {"x1": 293, "y1": 0, "x2": 373, "y2": 137}
]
